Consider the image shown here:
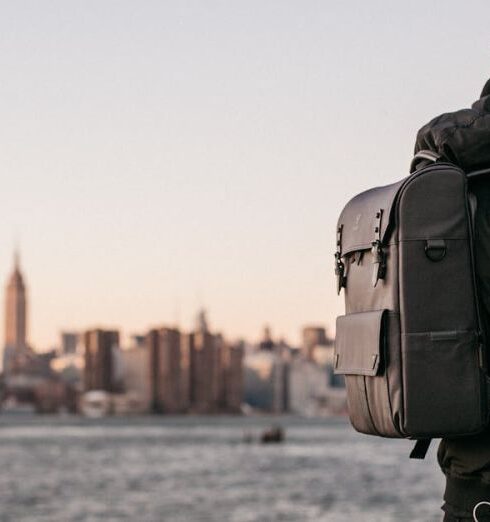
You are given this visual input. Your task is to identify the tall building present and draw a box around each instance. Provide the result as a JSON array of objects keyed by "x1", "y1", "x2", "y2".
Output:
[
  {"x1": 120, "y1": 344, "x2": 151, "y2": 412},
  {"x1": 83, "y1": 329, "x2": 120, "y2": 392},
  {"x1": 190, "y1": 315, "x2": 222, "y2": 413},
  {"x1": 3, "y1": 251, "x2": 30, "y2": 374},
  {"x1": 143, "y1": 311, "x2": 244, "y2": 415},
  {"x1": 2, "y1": 253, "x2": 67, "y2": 411},
  {"x1": 301, "y1": 326, "x2": 329, "y2": 361},
  {"x1": 186, "y1": 310, "x2": 244, "y2": 414},
  {"x1": 60, "y1": 332, "x2": 79, "y2": 355},
  {"x1": 147, "y1": 327, "x2": 183, "y2": 413},
  {"x1": 221, "y1": 341, "x2": 244, "y2": 412},
  {"x1": 5, "y1": 251, "x2": 27, "y2": 350},
  {"x1": 244, "y1": 349, "x2": 288, "y2": 412},
  {"x1": 259, "y1": 325, "x2": 274, "y2": 351},
  {"x1": 180, "y1": 333, "x2": 192, "y2": 411}
]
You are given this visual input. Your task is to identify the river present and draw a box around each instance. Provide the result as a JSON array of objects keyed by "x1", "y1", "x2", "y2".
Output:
[{"x1": 0, "y1": 415, "x2": 444, "y2": 521}]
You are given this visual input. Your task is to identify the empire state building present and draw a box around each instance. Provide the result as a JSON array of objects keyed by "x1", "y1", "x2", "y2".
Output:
[{"x1": 3, "y1": 252, "x2": 28, "y2": 372}]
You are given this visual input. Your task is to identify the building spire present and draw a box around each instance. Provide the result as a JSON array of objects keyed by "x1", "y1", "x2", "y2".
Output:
[
  {"x1": 14, "y1": 246, "x2": 20, "y2": 272},
  {"x1": 196, "y1": 309, "x2": 209, "y2": 334},
  {"x1": 5, "y1": 243, "x2": 27, "y2": 352}
]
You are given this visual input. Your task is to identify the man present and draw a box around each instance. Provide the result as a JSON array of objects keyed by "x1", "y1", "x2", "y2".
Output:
[{"x1": 414, "y1": 79, "x2": 490, "y2": 521}]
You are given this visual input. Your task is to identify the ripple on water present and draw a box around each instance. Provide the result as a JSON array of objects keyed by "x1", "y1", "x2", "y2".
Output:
[{"x1": 0, "y1": 416, "x2": 444, "y2": 522}]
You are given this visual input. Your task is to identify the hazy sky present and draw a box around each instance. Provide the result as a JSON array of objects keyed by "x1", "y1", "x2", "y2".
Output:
[{"x1": 1, "y1": 1, "x2": 489, "y2": 349}]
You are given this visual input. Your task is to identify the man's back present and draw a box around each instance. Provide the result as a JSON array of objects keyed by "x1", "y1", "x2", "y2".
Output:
[{"x1": 414, "y1": 79, "x2": 490, "y2": 522}]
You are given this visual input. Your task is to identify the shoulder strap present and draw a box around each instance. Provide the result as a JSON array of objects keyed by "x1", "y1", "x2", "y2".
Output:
[
  {"x1": 410, "y1": 150, "x2": 441, "y2": 173},
  {"x1": 409, "y1": 439, "x2": 432, "y2": 459}
]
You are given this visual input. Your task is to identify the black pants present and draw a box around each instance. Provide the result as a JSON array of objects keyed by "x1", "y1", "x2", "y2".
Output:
[
  {"x1": 443, "y1": 511, "x2": 490, "y2": 522},
  {"x1": 442, "y1": 456, "x2": 490, "y2": 522}
]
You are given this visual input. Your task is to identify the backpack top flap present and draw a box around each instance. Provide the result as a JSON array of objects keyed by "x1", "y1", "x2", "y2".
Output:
[{"x1": 337, "y1": 178, "x2": 406, "y2": 256}]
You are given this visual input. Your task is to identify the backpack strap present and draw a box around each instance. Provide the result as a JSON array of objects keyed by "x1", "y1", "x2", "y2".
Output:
[
  {"x1": 410, "y1": 150, "x2": 441, "y2": 173},
  {"x1": 409, "y1": 439, "x2": 432, "y2": 459}
]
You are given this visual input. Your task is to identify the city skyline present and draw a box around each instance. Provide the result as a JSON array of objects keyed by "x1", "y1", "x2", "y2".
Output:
[
  {"x1": 0, "y1": 249, "x2": 330, "y2": 353},
  {"x1": 2, "y1": 1, "x2": 489, "y2": 349}
]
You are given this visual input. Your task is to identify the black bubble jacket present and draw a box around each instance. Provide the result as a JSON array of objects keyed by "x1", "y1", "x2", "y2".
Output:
[{"x1": 415, "y1": 79, "x2": 490, "y2": 173}]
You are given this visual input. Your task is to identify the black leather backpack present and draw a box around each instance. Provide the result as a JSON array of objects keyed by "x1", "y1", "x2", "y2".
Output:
[{"x1": 334, "y1": 151, "x2": 490, "y2": 459}]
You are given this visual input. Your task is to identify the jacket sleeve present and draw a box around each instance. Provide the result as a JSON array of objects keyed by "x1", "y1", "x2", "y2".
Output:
[{"x1": 414, "y1": 96, "x2": 490, "y2": 173}]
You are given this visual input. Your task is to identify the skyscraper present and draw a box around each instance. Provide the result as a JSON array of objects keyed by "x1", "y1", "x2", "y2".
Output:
[
  {"x1": 180, "y1": 332, "x2": 192, "y2": 411},
  {"x1": 301, "y1": 326, "x2": 329, "y2": 361},
  {"x1": 190, "y1": 312, "x2": 222, "y2": 414},
  {"x1": 3, "y1": 251, "x2": 29, "y2": 374},
  {"x1": 221, "y1": 341, "x2": 244, "y2": 413},
  {"x1": 5, "y1": 251, "x2": 27, "y2": 351},
  {"x1": 147, "y1": 327, "x2": 182, "y2": 413},
  {"x1": 83, "y1": 329, "x2": 120, "y2": 392}
]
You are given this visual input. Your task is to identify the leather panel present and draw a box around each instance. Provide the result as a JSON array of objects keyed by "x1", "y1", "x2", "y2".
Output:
[{"x1": 334, "y1": 310, "x2": 385, "y2": 376}]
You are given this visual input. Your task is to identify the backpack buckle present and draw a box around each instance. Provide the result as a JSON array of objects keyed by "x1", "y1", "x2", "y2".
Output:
[
  {"x1": 335, "y1": 225, "x2": 347, "y2": 294},
  {"x1": 371, "y1": 240, "x2": 387, "y2": 287},
  {"x1": 335, "y1": 252, "x2": 347, "y2": 295},
  {"x1": 371, "y1": 210, "x2": 387, "y2": 287}
]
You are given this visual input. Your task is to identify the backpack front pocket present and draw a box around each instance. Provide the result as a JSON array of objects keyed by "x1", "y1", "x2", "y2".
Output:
[
  {"x1": 401, "y1": 330, "x2": 483, "y2": 437},
  {"x1": 335, "y1": 310, "x2": 401, "y2": 437}
]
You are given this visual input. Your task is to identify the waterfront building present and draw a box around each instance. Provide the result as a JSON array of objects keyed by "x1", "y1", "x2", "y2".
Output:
[
  {"x1": 1, "y1": 253, "x2": 68, "y2": 412},
  {"x1": 147, "y1": 327, "x2": 183, "y2": 413},
  {"x1": 221, "y1": 341, "x2": 244, "y2": 412},
  {"x1": 3, "y1": 251, "x2": 30, "y2": 373},
  {"x1": 5, "y1": 251, "x2": 27, "y2": 350},
  {"x1": 181, "y1": 315, "x2": 244, "y2": 414},
  {"x1": 301, "y1": 326, "x2": 331, "y2": 361},
  {"x1": 191, "y1": 325, "x2": 221, "y2": 413},
  {"x1": 82, "y1": 338, "x2": 151, "y2": 416},
  {"x1": 288, "y1": 358, "x2": 329, "y2": 415},
  {"x1": 83, "y1": 329, "x2": 120, "y2": 392},
  {"x1": 147, "y1": 329, "x2": 159, "y2": 410},
  {"x1": 51, "y1": 351, "x2": 83, "y2": 380},
  {"x1": 180, "y1": 332, "x2": 192, "y2": 410},
  {"x1": 119, "y1": 343, "x2": 151, "y2": 413},
  {"x1": 243, "y1": 348, "x2": 288, "y2": 413},
  {"x1": 288, "y1": 344, "x2": 346, "y2": 416},
  {"x1": 183, "y1": 310, "x2": 243, "y2": 414},
  {"x1": 311, "y1": 344, "x2": 344, "y2": 389},
  {"x1": 60, "y1": 332, "x2": 79, "y2": 355},
  {"x1": 146, "y1": 315, "x2": 241, "y2": 415}
]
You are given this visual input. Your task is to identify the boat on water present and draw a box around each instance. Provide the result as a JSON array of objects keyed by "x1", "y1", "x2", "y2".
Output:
[{"x1": 261, "y1": 425, "x2": 285, "y2": 443}]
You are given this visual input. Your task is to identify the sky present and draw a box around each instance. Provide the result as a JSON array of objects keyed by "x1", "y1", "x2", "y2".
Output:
[{"x1": 1, "y1": 0, "x2": 490, "y2": 349}]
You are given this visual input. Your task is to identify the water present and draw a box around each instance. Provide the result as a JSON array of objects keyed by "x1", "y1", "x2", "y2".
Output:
[{"x1": 0, "y1": 416, "x2": 444, "y2": 522}]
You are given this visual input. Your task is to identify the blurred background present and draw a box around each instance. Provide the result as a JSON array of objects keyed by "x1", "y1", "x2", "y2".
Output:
[{"x1": 0, "y1": 1, "x2": 489, "y2": 520}]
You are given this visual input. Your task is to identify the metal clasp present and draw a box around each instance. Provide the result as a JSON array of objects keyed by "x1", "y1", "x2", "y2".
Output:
[
  {"x1": 424, "y1": 239, "x2": 446, "y2": 262},
  {"x1": 335, "y1": 225, "x2": 346, "y2": 294},
  {"x1": 371, "y1": 240, "x2": 387, "y2": 287},
  {"x1": 371, "y1": 209, "x2": 386, "y2": 287},
  {"x1": 335, "y1": 251, "x2": 347, "y2": 295}
]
